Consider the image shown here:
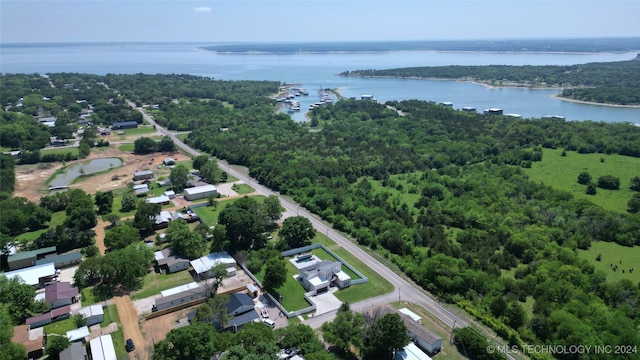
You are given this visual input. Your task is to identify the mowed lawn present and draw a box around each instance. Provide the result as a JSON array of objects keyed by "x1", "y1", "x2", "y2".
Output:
[
  {"x1": 577, "y1": 241, "x2": 640, "y2": 283},
  {"x1": 132, "y1": 269, "x2": 195, "y2": 300},
  {"x1": 524, "y1": 148, "x2": 640, "y2": 213}
]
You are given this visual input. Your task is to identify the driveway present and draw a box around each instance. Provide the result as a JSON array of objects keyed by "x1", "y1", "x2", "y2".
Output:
[{"x1": 114, "y1": 296, "x2": 147, "y2": 360}]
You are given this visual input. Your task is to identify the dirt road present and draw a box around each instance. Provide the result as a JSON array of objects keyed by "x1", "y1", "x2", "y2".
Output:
[
  {"x1": 94, "y1": 218, "x2": 108, "y2": 255},
  {"x1": 114, "y1": 296, "x2": 148, "y2": 360}
]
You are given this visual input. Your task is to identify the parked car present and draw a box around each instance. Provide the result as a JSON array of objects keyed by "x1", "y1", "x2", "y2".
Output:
[
  {"x1": 126, "y1": 338, "x2": 135, "y2": 352},
  {"x1": 261, "y1": 308, "x2": 269, "y2": 318},
  {"x1": 262, "y1": 318, "x2": 275, "y2": 328}
]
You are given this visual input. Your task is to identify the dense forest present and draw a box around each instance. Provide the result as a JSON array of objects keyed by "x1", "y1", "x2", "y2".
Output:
[
  {"x1": 203, "y1": 38, "x2": 640, "y2": 53},
  {"x1": 186, "y1": 99, "x2": 640, "y2": 359},
  {"x1": 341, "y1": 56, "x2": 640, "y2": 105}
]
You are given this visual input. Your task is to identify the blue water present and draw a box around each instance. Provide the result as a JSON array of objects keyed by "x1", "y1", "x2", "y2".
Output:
[{"x1": 1, "y1": 42, "x2": 639, "y2": 123}]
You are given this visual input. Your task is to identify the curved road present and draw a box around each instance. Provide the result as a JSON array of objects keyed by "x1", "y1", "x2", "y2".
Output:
[{"x1": 128, "y1": 101, "x2": 467, "y2": 331}]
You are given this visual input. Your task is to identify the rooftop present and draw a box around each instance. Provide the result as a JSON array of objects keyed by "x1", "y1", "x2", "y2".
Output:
[
  {"x1": 44, "y1": 281, "x2": 79, "y2": 302},
  {"x1": 190, "y1": 251, "x2": 236, "y2": 274},
  {"x1": 4, "y1": 263, "x2": 56, "y2": 286}
]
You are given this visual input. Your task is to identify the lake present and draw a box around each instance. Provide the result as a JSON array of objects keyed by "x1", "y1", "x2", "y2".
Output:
[
  {"x1": 49, "y1": 157, "x2": 122, "y2": 188},
  {"x1": 1, "y1": 42, "x2": 639, "y2": 123}
]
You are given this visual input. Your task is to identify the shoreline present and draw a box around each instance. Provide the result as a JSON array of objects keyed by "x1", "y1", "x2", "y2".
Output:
[{"x1": 340, "y1": 74, "x2": 640, "y2": 109}]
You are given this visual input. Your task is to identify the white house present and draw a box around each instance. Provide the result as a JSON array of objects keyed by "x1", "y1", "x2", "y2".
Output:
[
  {"x1": 190, "y1": 251, "x2": 236, "y2": 279},
  {"x1": 154, "y1": 247, "x2": 191, "y2": 274},
  {"x1": 297, "y1": 259, "x2": 350, "y2": 295},
  {"x1": 78, "y1": 305, "x2": 104, "y2": 326},
  {"x1": 184, "y1": 184, "x2": 217, "y2": 201}
]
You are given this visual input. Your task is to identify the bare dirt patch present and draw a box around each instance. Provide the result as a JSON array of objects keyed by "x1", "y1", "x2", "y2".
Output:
[{"x1": 14, "y1": 146, "x2": 190, "y2": 203}]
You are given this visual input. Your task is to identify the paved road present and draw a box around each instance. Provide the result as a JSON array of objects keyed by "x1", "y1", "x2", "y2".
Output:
[{"x1": 128, "y1": 101, "x2": 467, "y2": 331}]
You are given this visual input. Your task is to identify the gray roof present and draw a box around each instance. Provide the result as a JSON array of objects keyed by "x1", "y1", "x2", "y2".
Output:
[
  {"x1": 226, "y1": 293, "x2": 254, "y2": 314},
  {"x1": 60, "y1": 341, "x2": 86, "y2": 360},
  {"x1": 35, "y1": 251, "x2": 82, "y2": 266},
  {"x1": 8, "y1": 246, "x2": 57, "y2": 263}
]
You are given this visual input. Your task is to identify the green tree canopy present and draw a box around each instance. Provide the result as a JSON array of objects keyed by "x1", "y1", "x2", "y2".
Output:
[
  {"x1": 104, "y1": 223, "x2": 140, "y2": 250},
  {"x1": 321, "y1": 302, "x2": 366, "y2": 355},
  {"x1": 362, "y1": 313, "x2": 410, "y2": 360},
  {"x1": 167, "y1": 219, "x2": 207, "y2": 260},
  {"x1": 170, "y1": 164, "x2": 189, "y2": 192},
  {"x1": 278, "y1": 216, "x2": 316, "y2": 250},
  {"x1": 99, "y1": 243, "x2": 153, "y2": 290},
  {"x1": 262, "y1": 256, "x2": 286, "y2": 295},
  {"x1": 132, "y1": 200, "x2": 161, "y2": 236}
]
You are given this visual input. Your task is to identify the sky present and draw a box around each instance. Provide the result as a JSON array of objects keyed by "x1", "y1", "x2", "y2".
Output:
[{"x1": 1, "y1": 0, "x2": 639, "y2": 44}]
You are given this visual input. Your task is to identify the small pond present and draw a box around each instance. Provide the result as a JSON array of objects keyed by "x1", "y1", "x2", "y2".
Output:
[{"x1": 49, "y1": 157, "x2": 122, "y2": 188}]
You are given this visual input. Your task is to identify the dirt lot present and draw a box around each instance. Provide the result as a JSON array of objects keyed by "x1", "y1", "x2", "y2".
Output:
[{"x1": 14, "y1": 145, "x2": 190, "y2": 203}]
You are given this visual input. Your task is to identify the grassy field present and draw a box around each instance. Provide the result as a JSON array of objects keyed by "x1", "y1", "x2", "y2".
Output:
[
  {"x1": 15, "y1": 211, "x2": 67, "y2": 243},
  {"x1": 253, "y1": 263, "x2": 311, "y2": 312},
  {"x1": 524, "y1": 148, "x2": 640, "y2": 213},
  {"x1": 104, "y1": 304, "x2": 128, "y2": 359},
  {"x1": 132, "y1": 269, "x2": 195, "y2": 300},
  {"x1": 43, "y1": 317, "x2": 77, "y2": 335},
  {"x1": 40, "y1": 147, "x2": 80, "y2": 156},
  {"x1": 577, "y1": 241, "x2": 640, "y2": 283},
  {"x1": 120, "y1": 126, "x2": 156, "y2": 136},
  {"x1": 232, "y1": 183, "x2": 255, "y2": 195},
  {"x1": 118, "y1": 143, "x2": 134, "y2": 152}
]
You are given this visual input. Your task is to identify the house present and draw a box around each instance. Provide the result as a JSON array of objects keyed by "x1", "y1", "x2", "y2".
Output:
[
  {"x1": 78, "y1": 304, "x2": 105, "y2": 326},
  {"x1": 163, "y1": 157, "x2": 176, "y2": 166},
  {"x1": 154, "y1": 286, "x2": 207, "y2": 312},
  {"x1": 227, "y1": 293, "x2": 255, "y2": 316},
  {"x1": 383, "y1": 307, "x2": 442, "y2": 354},
  {"x1": 462, "y1": 106, "x2": 476, "y2": 112},
  {"x1": 395, "y1": 342, "x2": 432, "y2": 360},
  {"x1": 154, "y1": 247, "x2": 191, "y2": 274},
  {"x1": 484, "y1": 108, "x2": 503, "y2": 115},
  {"x1": 147, "y1": 195, "x2": 171, "y2": 205},
  {"x1": 439, "y1": 101, "x2": 453, "y2": 107},
  {"x1": 157, "y1": 178, "x2": 172, "y2": 187},
  {"x1": 297, "y1": 259, "x2": 351, "y2": 295},
  {"x1": 111, "y1": 121, "x2": 138, "y2": 130},
  {"x1": 154, "y1": 210, "x2": 173, "y2": 229},
  {"x1": 190, "y1": 252, "x2": 237, "y2": 280},
  {"x1": 12, "y1": 325, "x2": 44, "y2": 359},
  {"x1": 183, "y1": 184, "x2": 217, "y2": 201},
  {"x1": 361, "y1": 94, "x2": 373, "y2": 101},
  {"x1": 90, "y1": 334, "x2": 117, "y2": 360},
  {"x1": 7, "y1": 246, "x2": 57, "y2": 270},
  {"x1": 60, "y1": 341, "x2": 88, "y2": 360},
  {"x1": 44, "y1": 281, "x2": 79, "y2": 309},
  {"x1": 4, "y1": 263, "x2": 56, "y2": 287},
  {"x1": 38, "y1": 116, "x2": 57, "y2": 123},
  {"x1": 67, "y1": 326, "x2": 90, "y2": 342},
  {"x1": 133, "y1": 170, "x2": 154, "y2": 181},
  {"x1": 164, "y1": 190, "x2": 176, "y2": 199},
  {"x1": 26, "y1": 306, "x2": 71, "y2": 328},
  {"x1": 35, "y1": 251, "x2": 83, "y2": 269},
  {"x1": 160, "y1": 282, "x2": 200, "y2": 297}
]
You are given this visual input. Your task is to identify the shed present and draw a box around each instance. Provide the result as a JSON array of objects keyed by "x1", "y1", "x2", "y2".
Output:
[
  {"x1": 78, "y1": 305, "x2": 105, "y2": 326},
  {"x1": 60, "y1": 342, "x2": 87, "y2": 360},
  {"x1": 4, "y1": 263, "x2": 56, "y2": 287},
  {"x1": 184, "y1": 184, "x2": 217, "y2": 201},
  {"x1": 90, "y1": 334, "x2": 117, "y2": 360},
  {"x1": 111, "y1": 121, "x2": 138, "y2": 130},
  {"x1": 67, "y1": 326, "x2": 90, "y2": 342},
  {"x1": 163, "y1": 158, "x2": 176, "y2": 166},
  {"x1": 133, "y1": 170, "x2": 154, "y2": 181},
  {"x1": 8, "y1": 246, "x2": 57, "y2": 270},
  {"x1": 35, "y1": 251, "x2": 82, "y2": 269},
  {"x1": 246, "y1": 283, "x2": 259, "y2": 298},
  {"x1": 164, "y1": 190, "x2": 176, "y2": 199},
  {"x1": 26, "y1": 306, "x2": 71, "y2": 329}
]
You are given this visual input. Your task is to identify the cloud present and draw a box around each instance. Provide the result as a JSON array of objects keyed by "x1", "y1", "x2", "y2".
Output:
[{"x1": 194, "y1": 6, "x2": 212, "y2": 13}]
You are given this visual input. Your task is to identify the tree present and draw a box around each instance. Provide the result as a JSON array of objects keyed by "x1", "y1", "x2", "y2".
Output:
[
  {"x1": 0, "y1": 304, "x2": 27, "y2": 360},
  {"x1": 362, "y1": 313, "x2": 409, "y2": 360},
  {"x1": 167, "y1": 219, "x2": 206, "y2": 260},
  {"x1": 73, "y1": 313, "x2": 87, "y2": 328},
  {"x1": 99, "y1": 243, "x2": 153, "y2": 290},
  {"x1": 106, "y1": 213, "x2": 120, "y2": 227},
  {"x1": 64, "y1": 189, "x2": 97, "y2": 231},
  {"x1": 73, "y1": 256, "x2": 101, "y2": 288},
  {"x1": 586, "y1": 182, "x2": 597, "y2": 195},
  {"x1": 262, "y1": 256, "x2": 286, "y2": 295},
  {"x1": 218, "y1": 205, "x2": 263, "y2": 252},
  {"x1": 0, "y1": 275, "x2": 37, "y2": 324},
  {"x1": 132, "y1": 200, "x2": 161, "y2": 236},
  {"x1": 263, "y1": 195, "x2": 283, "y2": 223},
  {"x1": 630, "y1": 176, "x2": 640, "y2": 192},
  {"x1": 120, "y1": 191, "x2": 137, "y2": 212},
  {"x1": 321, "y1": 302, "x2": 366, "y2": 355},
  {"x1": 205, "y1": 263, "x2": 230, "y2": 297},
  {"x1": 94, "y1": 191, "x2": 114, "y2": 215},
  {"x1": 46, "y1": 335, "x2": 70, "y2": 360},
  {"x1": 133, "y1": 136, "x2": 157, "y2": 154},
  {"x1": 192, "y1": 155, "x2": 210, "y2": 170},
  {"x1": 104, "y1": 223, "x2": 141, "y2": 250},
  {"x1": 200, "y1": 161, "x2": 222, "y2": 184},
  {"x1": 577, "y1": 171, "x2": 591, "y2": 185},
  {"x1": 170, "y1": 164, "x2": 189, "y2": 192},
  {"x1": 628, "y1": 193, "x2": 640, "y2": 214},
  {"x1": 275, "y1": 323, "x2": 325, "y2": 355},
  {"x1": 153, "y1": 322, "x2": 231, "y2": 360},
  {"x1": 158, "y1": 136, "x2": 176, "y2": 152},
  {"x1": 278, "y1": 216, "x2": 316, "y2": 250},
  {"x1": 597, "y1": 175, "x2": 620, "y2": 190}
]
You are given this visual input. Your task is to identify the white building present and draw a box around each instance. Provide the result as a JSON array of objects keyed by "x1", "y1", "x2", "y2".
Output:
[
  {"x1": 78, "y1": 305, "x2": 104, "y2": 326},
  {"x1": 90, "y1": 334, "x2": 117, "y2": 360},
  {"x1": 4, "y1": 263, "x2": 56, "y2": 287},
  {"x1": 66, "y1": 326, "x2": 89, "y2": 342},
  {"x1": 190, "y1": 251, "x2": 236, "y2": 279},
  {"x1": 184, "y1": 185, "x2": 217, "y2": 201}
]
